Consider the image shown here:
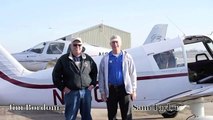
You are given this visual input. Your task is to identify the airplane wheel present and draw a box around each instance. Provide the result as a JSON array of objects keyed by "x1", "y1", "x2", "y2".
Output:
[{"x1": 161, "y1": 110, "x2": 178, "y2": 118}]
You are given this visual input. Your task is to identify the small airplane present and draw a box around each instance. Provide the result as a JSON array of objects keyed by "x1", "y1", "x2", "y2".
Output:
[
  {"x1": 12, "y1": 40, "x2": 110, "y2": 71},
  {"x1": 1, "y1": 24, "x2": 213, "y2": 119}
]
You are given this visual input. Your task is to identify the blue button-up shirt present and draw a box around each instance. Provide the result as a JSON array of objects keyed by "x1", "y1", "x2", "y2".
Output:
[{"x1": 108, "y1": 51, "x2": 124, "y2": 86}]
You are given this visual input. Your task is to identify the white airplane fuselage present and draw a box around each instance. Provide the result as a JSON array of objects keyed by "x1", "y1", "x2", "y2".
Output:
[{"x1": 1, "y1": 36, "x2": 211, "y2": 107}]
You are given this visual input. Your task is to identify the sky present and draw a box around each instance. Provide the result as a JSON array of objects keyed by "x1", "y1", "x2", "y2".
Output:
[{"x1": 1, "y1": 0, "x2": 213, "y2": 53}]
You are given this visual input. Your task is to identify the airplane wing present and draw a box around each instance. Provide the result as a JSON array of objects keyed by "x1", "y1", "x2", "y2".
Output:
[
  {"x1": 156, "y1": 85, "x2": 213, "y2": 105},
  {"x1": 143, "y1": 24, "x2": 168, "y2": 45}
]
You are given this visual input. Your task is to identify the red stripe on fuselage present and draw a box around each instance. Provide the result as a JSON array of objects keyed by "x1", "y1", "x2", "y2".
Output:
[
  {"x1": 0, "y1": 71, "x2": 55, "y2": 89},
  {"x1": 0, "y1": 71, "x2": 188, "y2": 89},
  {"x1": 137, "y1": 73, "x2": 188, "y2": 80}
]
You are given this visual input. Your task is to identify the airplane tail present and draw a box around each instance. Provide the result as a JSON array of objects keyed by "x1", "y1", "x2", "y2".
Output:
[
  {"x1": 0, "y1": 44, "x2": 31, "y2": 77},
  {"x1": 143, "y1": 24, "x2": 168, "y2": 45}
]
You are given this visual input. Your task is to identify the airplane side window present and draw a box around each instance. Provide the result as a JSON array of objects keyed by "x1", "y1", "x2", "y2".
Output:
[
  {"x1": 47, "y1": 43, "x2": 65, "y2": 54},
  {"x1": 154, "y1": 48, "x2": 184, "y2": 69},
  {"x1": 30, "y1": 42, "x2": 46, "y2": 54},
  {"x1": 154, "y1": 52, "x2": 169, "y2": 69}
]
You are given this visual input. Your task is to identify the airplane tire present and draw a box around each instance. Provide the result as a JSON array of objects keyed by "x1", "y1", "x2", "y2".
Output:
[{"x1": 161, "y1": 110, "x2": 178, "y2": 118}]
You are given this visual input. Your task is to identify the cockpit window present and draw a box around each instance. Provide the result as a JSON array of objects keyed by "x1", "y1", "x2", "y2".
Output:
[
  {"x1": 47, "y1": 43, "x2": 65, "y2": 54},
  {"x1": 30, "y1": 42, "x2": 46, "y2": 54}
]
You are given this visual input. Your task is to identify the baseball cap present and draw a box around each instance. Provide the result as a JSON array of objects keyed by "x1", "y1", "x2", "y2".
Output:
[
  {"x1": 110, "y1": 35, "x2": 121, "y2": 43},
  {"x1": 71, "y1": 37, "x2": 82, "y2": 44}
]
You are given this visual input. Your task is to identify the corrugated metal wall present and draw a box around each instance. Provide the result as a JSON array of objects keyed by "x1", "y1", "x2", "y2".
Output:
[{"x1": 61, "y1": 24, "x2": 131, "y2": 49}]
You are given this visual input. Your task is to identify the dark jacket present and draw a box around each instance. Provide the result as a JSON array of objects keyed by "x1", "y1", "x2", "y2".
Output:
[{"x1": 52, "y1": 53, "x2": 98, "y2": 91}]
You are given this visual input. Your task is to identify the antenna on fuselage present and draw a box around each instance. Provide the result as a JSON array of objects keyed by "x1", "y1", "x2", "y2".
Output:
[{"x1": 166, "y1": 16, "x2": 186, "y2": 37}]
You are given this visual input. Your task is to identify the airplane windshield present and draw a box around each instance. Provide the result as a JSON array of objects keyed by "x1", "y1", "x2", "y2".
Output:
[
  {"x1": 206, "y1": 41, "x2": 213, "y2": 56},
  {"x1": 185, "y1": 42, "x2": 212, "y2": 63},
  {"x1": 30, "y1": 42, "x2": 46, "y2": 54},
  {"x1": 47, "y1": 43, "x2": 65, "y2": 54}
]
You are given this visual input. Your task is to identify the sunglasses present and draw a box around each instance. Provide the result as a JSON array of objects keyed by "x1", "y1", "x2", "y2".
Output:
[{"x1": 73, "y1": 44, "x2": 82, "y2": 47}]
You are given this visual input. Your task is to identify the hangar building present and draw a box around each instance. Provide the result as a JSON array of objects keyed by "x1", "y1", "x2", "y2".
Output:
[{"x1": 58, "y1": 24, "x2": 131, "y2": 49}]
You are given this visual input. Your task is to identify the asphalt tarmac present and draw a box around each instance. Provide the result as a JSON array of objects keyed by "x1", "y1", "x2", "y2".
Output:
[{"x1": 0, "y1": 103, "x2": 213, "y2": 120}]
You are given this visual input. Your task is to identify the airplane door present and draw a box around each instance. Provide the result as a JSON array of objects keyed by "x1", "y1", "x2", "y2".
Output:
[
  {"x1": 184, "y1": 36, "x2": 213, "y2": 83},
  {"x1": 140, "y1": 37, "x2": 190, "y2": 102}
]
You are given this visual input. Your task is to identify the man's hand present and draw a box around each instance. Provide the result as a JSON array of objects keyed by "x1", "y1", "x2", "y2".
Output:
[
  {"x1": 88, "y1": 85, "x2": 94, "y2": 91},
  {"x1": 63, "y1": 87, "x2": 71, "y2": 94},
  {"x1": 101, "y1": 93, "x2": 107, "y2": 102},
  {"x1": 131, "y1": 91, "x2": 136, "y2": 101}
]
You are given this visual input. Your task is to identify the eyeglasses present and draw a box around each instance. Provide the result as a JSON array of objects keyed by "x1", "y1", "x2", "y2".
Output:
[{"x1": 73, "y1": 44, "x2": 82, "y2": 47}]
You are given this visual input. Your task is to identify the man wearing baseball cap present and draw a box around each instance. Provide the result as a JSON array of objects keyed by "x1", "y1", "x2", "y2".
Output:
[
  {"x1": 98, "y1": 35, "x2": 137, "y2": 120},
  {"x1": 52, "y1": 37, "x2": 98, "y2": 120}
]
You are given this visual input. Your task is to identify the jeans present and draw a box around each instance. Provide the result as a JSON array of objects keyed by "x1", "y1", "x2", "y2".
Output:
[{"x1": 64, "y1": 88, "x2": 92, "y2": 120}]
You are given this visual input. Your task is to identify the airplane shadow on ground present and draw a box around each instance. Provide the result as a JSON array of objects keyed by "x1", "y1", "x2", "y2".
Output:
[
  {"x1": 117, "y1": 117, "x2": 166, "y2": 120},
  {"x1": 133, "y1": 117, "x2": 168, "y2": 120}
]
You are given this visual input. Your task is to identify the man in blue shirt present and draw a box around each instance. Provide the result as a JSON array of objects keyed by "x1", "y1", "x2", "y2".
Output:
[{"x1": 98, "y1": 35, "x2": 137, "y2": 120}]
